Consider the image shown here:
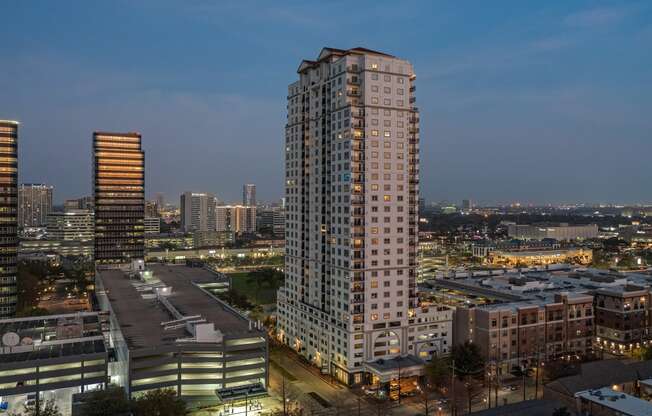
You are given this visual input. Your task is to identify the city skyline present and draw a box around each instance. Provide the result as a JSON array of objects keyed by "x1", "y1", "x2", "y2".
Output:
[{"x1": 2, "y1": 1, "x2": 652, "y2": 205}]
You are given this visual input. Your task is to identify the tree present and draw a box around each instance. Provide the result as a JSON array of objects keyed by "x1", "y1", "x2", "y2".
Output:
[
  {"x1": 79, "y1": 386, "x2": 131, "y2": 416},
  {"x1": 131, "y1": 388, "x2": 186, "y2": 416},
  {"x1": 552, "y1": 407, "x2": 571, "y2": 416},
  {"x1": 426, "y1": 355, "x2": 452, "y2": 390},
  {"x1": 452, "y1": 341, "x2": 484, "y2": 377},
  {"x1": 9, "y1": 399, "x2": 62, "y2": 416}
]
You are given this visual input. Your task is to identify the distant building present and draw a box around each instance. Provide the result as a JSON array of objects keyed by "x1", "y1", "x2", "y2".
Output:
[
  {"x1": 155, "y1": 192, "x2": 165, "y2": 210},
  {"x1": 216, "y1": 205, "x2": 256, "y2": 234},
  {"x1": 144, "y1": 200, "x2": 159, "y2": 217},
  {"x1": 462, "y1": 199, "x2": 473, "y2": 211},
  {"x1": 180, "y1": 192, "x2": 216, "y2": 233},
  {"x1": 64, "y1": 196, "x2": 94, "y2": 212},
  {"x1": 192, "y1": 230, "x2": 234, "y2": 248},
  {"x1": 508, "y1": 223, "x2": 598, "y2": 241},
  {"x1": 243, "y1": 184, "x2": 256, "y2": 206},
  {"x1": 257, "y1": 206, "x2": 285, "y2": 237},
  {"x1": 0, "y1": 120, "x2": 18, "y2": 317},
  {"x1": 93, "y1": 131, "x2": 145, "y2": 265},
  {"x1": 47, "y1": 209, "x2": 94, "y2": 241},
  {"x1": 18, "y1": 183, "x2": 53, "y2": 228},
  {"x1": 144, "y1": 217, "x2": 161, "y2": 235}
]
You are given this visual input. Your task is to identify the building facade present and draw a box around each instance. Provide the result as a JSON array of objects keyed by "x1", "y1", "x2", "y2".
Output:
[
  {"x1": 594, "y1": 285, "x2": 652, "y2": 355},
  {"x1": 47, "y1": 209, "x2": 94, "y2": 242},
  {"x1": 215, "y1": 205, "x2": 256, "y2": 234},
  {"x1": 180, "y1": 192, "x2": 216, "y2": 233},
  {"x1": 257, "y1": 206, "x2": 285, "y2": 237},
  {"x1": 508, "y1": 223, "x2": 598, "y2": 241},
  {"x1": 0, "y1": 121, "x2": 18, "y2": 317},
  {"x1": 242, "y1": 184, "x2": 256, "y2": 206},
  {"x1": 18, "y1": 183, "x2": 53, "y2": 228},
  {"x1": 276, "y1": 47, "x2": 421, "y2": 385},
  {"x1": 93, "y1": 132, "x2": 145, "y2": 265},
  {"x1": 144, "y1": 217, "x2": 161, "y2": 235},
  {"x1": 455, "y1": 293, "x2": 595, "y2": 371}
]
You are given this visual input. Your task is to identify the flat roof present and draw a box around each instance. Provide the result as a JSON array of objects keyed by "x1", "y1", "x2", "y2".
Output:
[
  {"x1": 98, "y1": 264, "x2": 262, "y2": 350},
  {"x1": 575, "y1": 387, "x2": 652, "y2": 415}
]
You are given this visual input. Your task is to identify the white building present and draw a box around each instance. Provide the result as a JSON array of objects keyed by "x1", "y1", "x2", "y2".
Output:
[
  {"x1": 180, "y1": 192, "x2": 216, "y2": 233},
  {"x1": 46, "y1": 209, "x2": 94, "y2": 242},
  {"x1": 144, "y1": 216, "x2": 161, "y2": 235},
  {"x1": 277, "y1": 47, "x2": 433, "y2": 385}
]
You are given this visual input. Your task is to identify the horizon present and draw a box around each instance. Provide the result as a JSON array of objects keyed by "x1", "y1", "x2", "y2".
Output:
[{"x1": 1, "y1": 1, "x2": 651, "y2": 205}]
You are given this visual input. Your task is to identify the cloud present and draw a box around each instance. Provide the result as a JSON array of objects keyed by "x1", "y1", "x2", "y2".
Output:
[{"x1": 564, "y1": 6, "x2": 631, "y2": 28}]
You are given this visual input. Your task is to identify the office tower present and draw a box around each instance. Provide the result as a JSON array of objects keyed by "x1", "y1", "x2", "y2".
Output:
[
  {"x1": 180, "y1": 192, "x2": 216, "y2": 233},
  {"x1": 18, "y1": 183, "x2": 53, "y2": 228},
  {"x1": 243, "y1": 184, "x2": 256, "y2": 206},
  {"x1": 215, "y1": 205, "x2": 256, "y2": 234},
  {"x1": 47, "y1": 210, "x2": 94, "y2": 241},
  {"x1": 93, "y1": 131, "x2": 145, "y2": 265},
  {"x1": 277, "y1": 48, "x2": 429, "y2": 385},
  {"x1": 0, "y1": 121, "x2": 18, "y2": 317}
]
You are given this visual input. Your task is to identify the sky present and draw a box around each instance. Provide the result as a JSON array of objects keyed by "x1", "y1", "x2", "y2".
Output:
[{"x1": 1, "y1": 1, "x2": 651, "y2": 206}]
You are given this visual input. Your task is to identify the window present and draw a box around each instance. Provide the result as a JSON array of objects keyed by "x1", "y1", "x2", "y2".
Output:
[
  {"x1": 371, "y1": 73, "x2": 379, "y2": 80},
  {"x1": 384, "y1": 131, "x2": 391, "y2": 137},
  {"x1": 371, "y1": 130, "x2": 379, "y2": 137},
  {"x1": 372, "y1": 97, "x2": 379, "y2": 104},
  {"x1": 372, "y1": 85, "x2": 379, "y2": 92},
  {"x1": 384, "y1": 195, "x2": 391, "y2": 202}
]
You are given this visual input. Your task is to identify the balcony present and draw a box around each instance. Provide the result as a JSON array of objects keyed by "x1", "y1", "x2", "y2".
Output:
[
  {"x1": 347, "y1": 90, "x2": 361, "y2": 97},
  {"x1": 347, "y1": 78, "x2": 361, "y2": 85}
]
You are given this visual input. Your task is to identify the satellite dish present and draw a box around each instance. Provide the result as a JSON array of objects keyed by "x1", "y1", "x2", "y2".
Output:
[{"x1": 2, "y1": 332, "x2": 20, "y2": 347}]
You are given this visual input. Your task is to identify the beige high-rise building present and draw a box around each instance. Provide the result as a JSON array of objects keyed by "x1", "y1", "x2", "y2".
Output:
[
  {"x1": 18, "y1": 183, "x2": 53, "y2": 228},
  {"x1": 215, "y1": 205, "x2": 256, "y2": 234},
  {"x1": 180, "y1": 192, "x2": 216, "y2": 233},
  {"x1": 276, "y1": 48, "x2": 445, "y2": 386}
]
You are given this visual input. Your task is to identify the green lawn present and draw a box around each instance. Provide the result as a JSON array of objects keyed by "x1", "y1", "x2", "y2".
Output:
[{"x1": 228, "y1": 272, "x2": 278, "y2": 305}]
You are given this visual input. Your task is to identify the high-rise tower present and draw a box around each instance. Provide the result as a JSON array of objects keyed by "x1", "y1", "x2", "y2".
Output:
[
  {"x1": 243, "y1": 184, "x2": 256, "y2": 206},
  {"x1": 276, "y1": 48, "x2": 443, "y2": 385},
  {"x1": 93, "y1": 131, "x2": 145, "y2": 265},
  {"x1": 0, "y1": 121, "x2": 18, "y2": 317},
  {"x1": 18, "y1": 183, "x2": 53, "y2": 228}
]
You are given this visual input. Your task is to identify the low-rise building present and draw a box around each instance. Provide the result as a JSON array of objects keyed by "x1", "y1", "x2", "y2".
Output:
[
  {"x1": 595, "y1": 284, "x2": 652, "y2": 355},
  {"x1": 144, "y1": 217, "x2": 161, "y2": 235},
  {"x1": 455, "y1": 292, "x2": 594, "y2": 371},
  {"x1": 508, "y1": 223, "x2": 598, "y2": 241},
  {"x1": 95, "y1": 264, "x2": 268, "y2": 406},
  {"x1": 46, "y1": 210, "x2": 94, "y2": 242},
  {"x1": 192, "y1": 230, "x2": 234, "y2": 249},
  {"x1": 0, "y1": 312, "x2": 109, "y2": 415}
]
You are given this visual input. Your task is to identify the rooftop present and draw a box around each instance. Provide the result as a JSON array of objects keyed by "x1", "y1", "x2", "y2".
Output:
[
  {"x1": 97, "y1": 264, "x2": 262, "y2": 350},
  {"x1": 575, "y1": 387, "x2": 652, "y2": 416}
]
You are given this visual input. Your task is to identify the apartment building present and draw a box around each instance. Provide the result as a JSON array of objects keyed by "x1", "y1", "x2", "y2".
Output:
[
  {"x1": 144, "y1": 216, "x2": 161, "y2": 235},
  {"x1": 595, "y1": 285, "x2": 652, "y2": 354},
  {"x1": 455, "y1": 293, "x2": 594, "y2": 371},
  {"x1": 180, "y1": 192, "x2": 216, "y2": 233},
  {"x1": 18, "y1": 183, "x2": 53, "y2": 228},
  {"x1": 276, "y1": 47, "x2": 426, "y2": 385},
  {"x1": 215, "y1": 205, "x2": 256, "y2": 234},
  {"x1": 242, "y1": 184, "x2": 256, "y2": 206}
]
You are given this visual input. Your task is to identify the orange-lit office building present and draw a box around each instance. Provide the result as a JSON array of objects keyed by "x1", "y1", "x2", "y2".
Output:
[
  {"x1": 0, "y1": 121, "x2": 18, "y2": 317},
  {"x1": 93, "y1": 132, "x2": 145, "y2": 265}
]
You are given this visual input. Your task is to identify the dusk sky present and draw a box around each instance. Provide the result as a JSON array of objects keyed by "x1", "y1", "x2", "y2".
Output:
[{"x1": 1, "y1": 1, "x2": 651, "y2": 205}]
